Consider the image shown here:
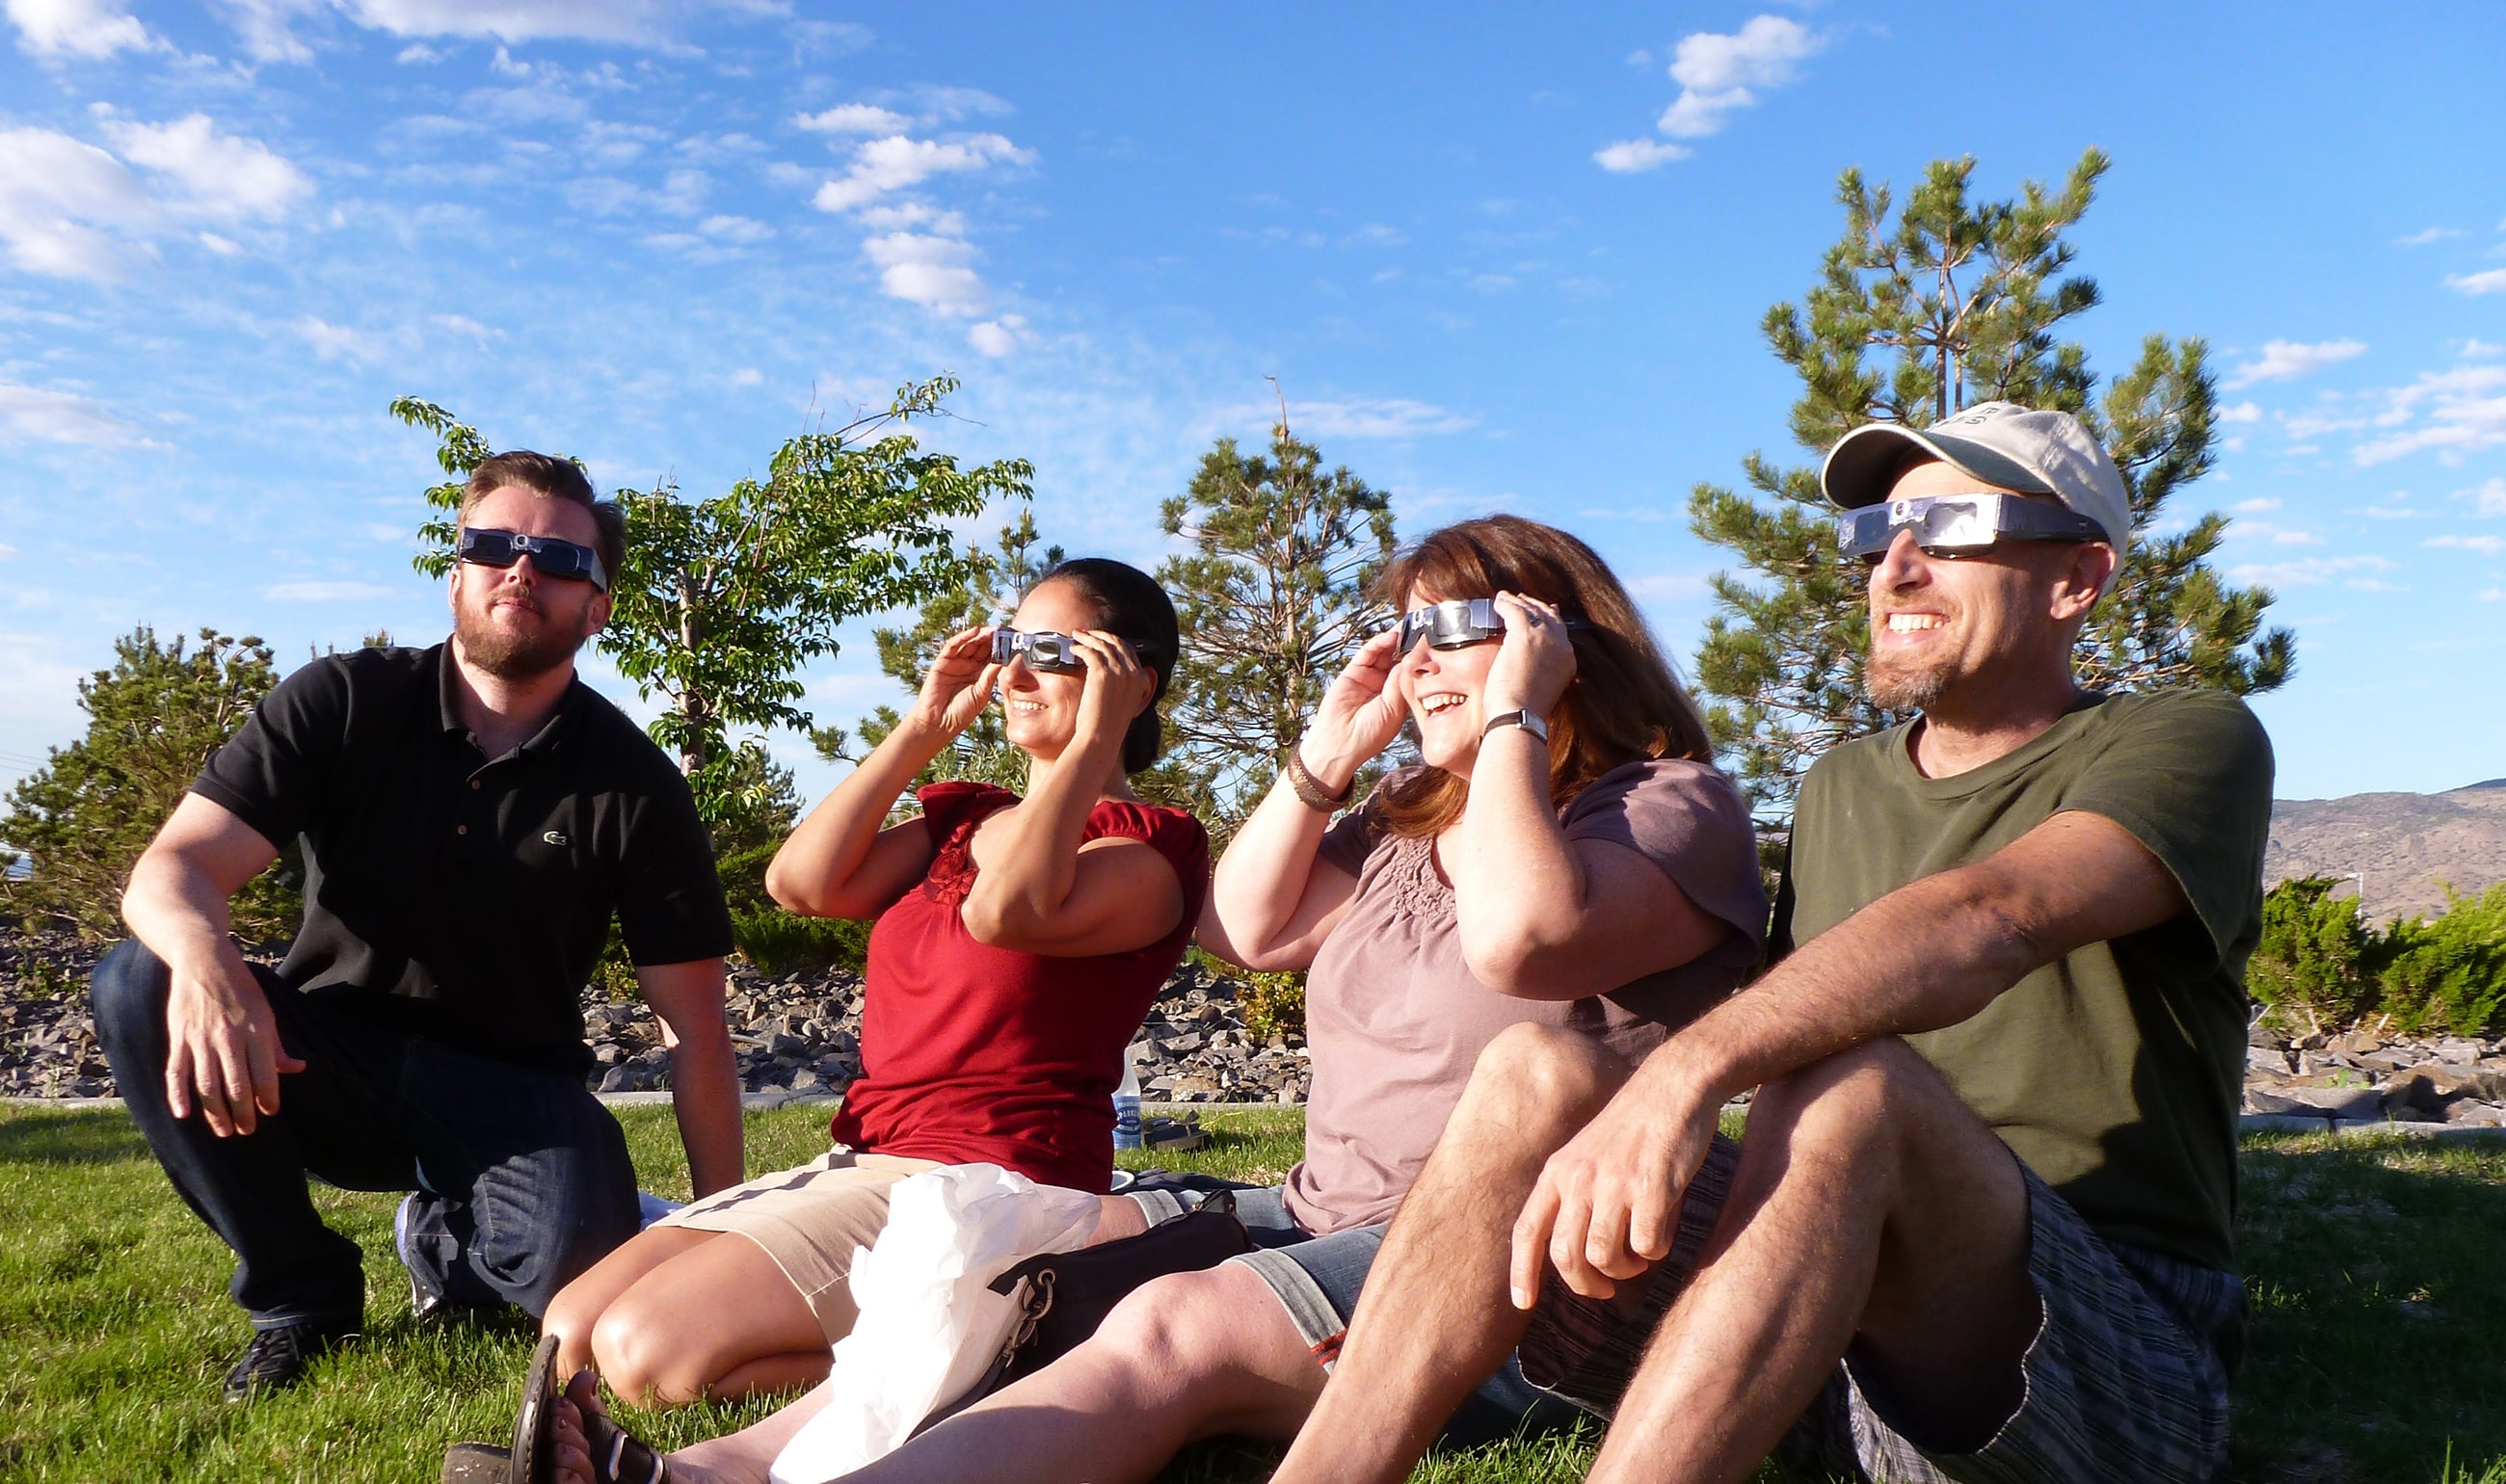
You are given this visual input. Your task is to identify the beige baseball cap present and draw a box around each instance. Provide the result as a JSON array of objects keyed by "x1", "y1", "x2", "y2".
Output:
[{"x1": 1820, "y1": 401, "x2": 2130, "y2": 557}]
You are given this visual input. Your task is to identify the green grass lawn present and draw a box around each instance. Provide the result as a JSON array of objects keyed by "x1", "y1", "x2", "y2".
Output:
[{"x1": 0, "y1": 1105, "x2": 2499, "y2": 1484}]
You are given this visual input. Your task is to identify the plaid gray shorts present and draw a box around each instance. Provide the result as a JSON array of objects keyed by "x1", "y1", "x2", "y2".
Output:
[{"x1": 1516, "y1": 1135, "x2": 2243, "y2": 1484}]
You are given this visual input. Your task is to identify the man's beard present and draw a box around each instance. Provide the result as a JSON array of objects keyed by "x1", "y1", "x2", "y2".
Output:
[
  {"x1": 457, "y1": 590, "x2": 592, "y2": 680},
  {"x1": 1864, "y1": 643, "x2": 1951, "y2": 714}
]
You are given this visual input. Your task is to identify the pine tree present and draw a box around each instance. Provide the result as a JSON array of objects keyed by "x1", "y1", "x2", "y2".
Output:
[
  {"x1": 1691, "y1": 150, "x2": 2295, "y2": 824},
  {"x1": 1157, "y1": 410, "x2": 1396, "y2": 826},
  {"x1": 1, "y1": 628, "x2": 300, "y2": 942}
]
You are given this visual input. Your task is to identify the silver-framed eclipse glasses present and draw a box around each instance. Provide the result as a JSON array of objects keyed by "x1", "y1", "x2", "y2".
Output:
[
  {"x1": 990, "y1": 627, "x2": 1137, "y2": 675},
  {"x1": 1835, "y1": 493, "x2": 2108, "y2": 563},
  {"x1": 1393, "y1": 598, "x2": 1590, "y2": 652}
]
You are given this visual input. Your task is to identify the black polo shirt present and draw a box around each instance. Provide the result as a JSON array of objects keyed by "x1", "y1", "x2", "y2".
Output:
[{"x1": 191, "y1": 643, "x2": 733, "y2": 1072}]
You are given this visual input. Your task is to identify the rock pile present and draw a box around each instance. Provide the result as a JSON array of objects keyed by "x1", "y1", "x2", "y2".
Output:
[
  {"x1": 0, "y1": 934, "x2": 1306, "y2": 1105},
  {"x1": 2244, "y1": 1025, "x2": 2506, "y2": 1128}
]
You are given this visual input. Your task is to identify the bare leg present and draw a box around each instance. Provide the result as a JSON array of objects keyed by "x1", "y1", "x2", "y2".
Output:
[
  {"x1": 586, "y1": 1232, "x2": 834, "y2": 1404},
  {"x1": 1273, "y1": 1022, "x2": 1632, "y2": 1484},
  {"x1": 556, "y1": 1260, "x2": 1325, "y2": 1484},
  {"x1": 544, "y1": 1226, "x2": 718, "y2": 1378},
  {"x1": 1586, "y1": 1038, "x2": 2039, "y2": 1484}
]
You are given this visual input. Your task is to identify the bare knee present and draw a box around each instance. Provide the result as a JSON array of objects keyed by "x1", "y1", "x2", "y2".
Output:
[
  {"x1": 1089, "y1": 1265, "x2": 1313, "y2": 1397},
  {"x1": 1458, "y1": 1021, "x2": 1627, "y2": 1137},
  {"x1": 591, "y1": 1300, "x2": 702, "y2": 1405}
]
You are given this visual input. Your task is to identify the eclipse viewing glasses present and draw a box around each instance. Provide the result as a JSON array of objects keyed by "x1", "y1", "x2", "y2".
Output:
[
  {"x1": 1394, "y1": 597, "x2": 1590, "y2": 652},
  {"x1": 456, "y1": 527, "x2": 610, "y2": 591},
  {"x1": 990, "y1": 627, "x2": 1142, "y2": 675},
  {"x1": 1835, "y1": 492, "x2": 2108, "y2": 563}
]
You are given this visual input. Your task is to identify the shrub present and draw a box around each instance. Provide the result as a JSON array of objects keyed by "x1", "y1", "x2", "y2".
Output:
[
  {"x1": 2377, "y1": 885, "x2": 2506, "y2": 1038},
  {"x1": 733, "y1": 906, "x2": 869, "y2": 978},
  {"x1": 1238, "y1": 969, "x2": 1306, "y2": 1042},
  {"x1": 2246, "y1": 876, "x2": 2378, "y2": 1028}
]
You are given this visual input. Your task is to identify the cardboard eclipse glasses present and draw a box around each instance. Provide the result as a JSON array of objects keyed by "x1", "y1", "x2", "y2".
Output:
[
  {"x1": 1835, "y1": 492, "x2": 2106, "y2": 563},
  {"x1": 457, "y1": 527, "x2": 609, "y2": 591},
  {"x1": 989, "y1": 627, "x2": 1136, "y2": 675},
  {"x1": 1393, "y1": 598, "x2": 1589, "y2": 652}
]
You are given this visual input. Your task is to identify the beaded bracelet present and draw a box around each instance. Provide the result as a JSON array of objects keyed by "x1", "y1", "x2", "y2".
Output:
[{"x1": 1285, "y1": 746, "x2": 1355, "y2": 812}]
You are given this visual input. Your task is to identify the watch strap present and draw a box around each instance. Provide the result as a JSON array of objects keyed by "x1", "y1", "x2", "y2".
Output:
[{"x1": 1481, "y1": 709, "x2": 1549, "y2": 742}]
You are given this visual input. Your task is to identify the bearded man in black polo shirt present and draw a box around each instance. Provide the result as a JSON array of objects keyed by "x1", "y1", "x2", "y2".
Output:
[{"x1": 94, "y1": 453, "x2": 744, "y2": 1401}]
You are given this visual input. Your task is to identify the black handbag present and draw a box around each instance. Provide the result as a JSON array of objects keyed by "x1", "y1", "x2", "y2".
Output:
[{"x1": 910, "y1": 1190, "x2": 1252, "y2": 1436}]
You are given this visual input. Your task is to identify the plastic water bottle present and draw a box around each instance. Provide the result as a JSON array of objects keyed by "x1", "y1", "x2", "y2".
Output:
[{"x1": 1112, "y1": 1048, "x2": 1144, "y2": 1151}]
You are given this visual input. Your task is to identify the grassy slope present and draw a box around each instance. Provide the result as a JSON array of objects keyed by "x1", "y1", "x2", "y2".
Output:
[{"x1": 0, "y1": 1107, "x2": 2498, "y2": 1484}]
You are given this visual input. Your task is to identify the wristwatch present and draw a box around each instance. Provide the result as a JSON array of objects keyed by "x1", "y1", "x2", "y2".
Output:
[{"x1": 1480, "y1": 709, "x2": 1549, "y2": 743}]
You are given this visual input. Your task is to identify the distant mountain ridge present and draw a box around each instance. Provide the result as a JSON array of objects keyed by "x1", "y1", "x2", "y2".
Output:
[{"x1": 2266, "y1": 781, "x2": 2506, "y2": 923}]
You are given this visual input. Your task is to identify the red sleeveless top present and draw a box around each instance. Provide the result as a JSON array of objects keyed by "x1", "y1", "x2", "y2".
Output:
[{"x1": 827, "y1": 782, "x2": 1210, "y2": 1193}]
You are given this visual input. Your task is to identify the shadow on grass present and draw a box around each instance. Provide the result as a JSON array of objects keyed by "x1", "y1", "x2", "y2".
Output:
[
  {"x1": 2229, "y1": 1131, "x2": 2506, "y2": 1483},
  {"x1": 0, "y1": 1105, "x2": 154, "y2": 1165}
]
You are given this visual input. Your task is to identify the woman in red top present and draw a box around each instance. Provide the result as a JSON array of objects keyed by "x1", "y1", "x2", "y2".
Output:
[{"x1": 537, "y1": 558, "x2": 1209, "y2": 1407}]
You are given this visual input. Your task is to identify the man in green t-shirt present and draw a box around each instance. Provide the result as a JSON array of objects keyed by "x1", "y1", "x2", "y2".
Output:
[{"x1": 1267, "y1": 402, "x2": 2272, "y2": 1484}]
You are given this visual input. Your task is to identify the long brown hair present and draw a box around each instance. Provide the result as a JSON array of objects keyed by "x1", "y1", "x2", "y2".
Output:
[{"x1": 1373, "y1": 515, "x2": 1713, "y2": 838}]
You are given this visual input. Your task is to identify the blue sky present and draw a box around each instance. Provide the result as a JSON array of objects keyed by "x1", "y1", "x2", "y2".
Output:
[{"x1": 1, "y1": 1, "x2": 2501, "y2": 811}]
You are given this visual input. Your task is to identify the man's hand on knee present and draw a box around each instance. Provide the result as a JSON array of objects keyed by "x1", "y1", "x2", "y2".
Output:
[
  {"x1": 163, "y1": 952, "x2": 303, "y2": 1137},
  {"x1": 1509, "y1": 1058, "x2": 1720, "y2": 1307}
]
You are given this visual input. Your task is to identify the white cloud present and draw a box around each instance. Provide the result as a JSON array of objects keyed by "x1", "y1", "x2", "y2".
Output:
[
  {"x1": 2225, "y1": 338, "x2": 2366, "y2": 388},
  {"x1": 293, "y1": 315, "x2": 382, "y2": 364},
  {"x1": 1657, "y1": 15, "x2": 1824, "y2": 137},
  {"x1": 2228, "y1": 554, "x2": 2397, "y2": 587},
  {"x1": 811, "y1": 132, "x2": 1032, "y2": 213},
  {"x1": 2446, "y1": 267, "x2": 2506, "y2": 296},
  {"x1": 338, "y1": 0, "x2": 677, "y2": 44},
  {"x1": 2463, "y1": 338, "x2": 2505, "y2": 359},
  {"x1": 860, "y1": 231, "x2": 986, "y2": 314},
  {"x1": 0, "y1": 127, "x2": 158, "y2": 279},
  {"x1": 855, "y1": 201, "x2": 965, "y2": 234},
  {"x1": 6, "y1": 0, "x2": 150, "y2": 58},
  {"x1": 395, "y1": 40, "x2": 441, "y2": 61},
  {"x1": 432, "y1": 312, "x2": 498, "y2": 343},
  {"x1": 968, "y1": 312, "x2": 1028, "y2": 358},
  {"x1": 2354, "y1": 364, "x2": 2506, "y2": 464},
  {"x1": 1266, "y1": 398, "x2": 1474, "y2": 440},
  {"x1": 2394, "y1": 225, "x2": 2461, "y2": 246},
  {"x1": 212, "y1": 0, "x2": 323, "y2": 62},
  {"x1": 2471, "y1": 478, "x2": 2506, "y2": 517},
  {"x1": 198, "y1": 230, "x2": 240, "y2": 254},
  {"x1": 2218, "y1": 400, "x2": 2263, "y2": 424},
  {"x1": 2482, "y1": 587, "x2": 2506, "y2": 602},
  {"x1": 795, "y1": 104, "x2": 913, "y2": 136},
  {"x1": 1593, "y1": 138, "x2": 1690, "y2": 172},
  {"x1": 2231, "y1": 496, "x2": 2280, "y2": 513},
  {"x1": 0, "y1": 378, "x2": 149, "y2": 445},
  {"x1": 264, "y1": 580, "x2": 397, "y2": 601},
  {"x1": 99, "y1": 114, "x2": 314, "y2": 222},
  {"x1": 729, "y1": 366, "x2": 761, "y2": 386},
  {"x1": 2425, "y1": 534, "x2": 2506, "y2": 555}
]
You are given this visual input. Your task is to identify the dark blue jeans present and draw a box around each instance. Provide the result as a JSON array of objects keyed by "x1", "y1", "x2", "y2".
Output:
[{"x1": 92, "y1": 941, "x2": 639, "y2": 1331}]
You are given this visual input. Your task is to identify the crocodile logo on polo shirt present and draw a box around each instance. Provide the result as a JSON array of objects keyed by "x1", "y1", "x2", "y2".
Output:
[{"x1": 544, "y1": 831, "x2": 570, "y2": 846}]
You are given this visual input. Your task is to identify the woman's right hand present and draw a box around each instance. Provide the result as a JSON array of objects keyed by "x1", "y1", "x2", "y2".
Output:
[
  {"x1": 911, "y1": 626, "x2": 1004, "y2": 738},
  {"x1": 1299, "y1": 627, "x2": 1409, "y2": 792}
]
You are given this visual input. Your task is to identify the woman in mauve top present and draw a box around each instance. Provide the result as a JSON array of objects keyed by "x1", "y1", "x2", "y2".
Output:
[
  {"x1": 527, "y1": 517, "x2": 1768, "y2": 1484},
  {"x1": 535, "y1": 558, "x2": 1207, "y2": 1409}
]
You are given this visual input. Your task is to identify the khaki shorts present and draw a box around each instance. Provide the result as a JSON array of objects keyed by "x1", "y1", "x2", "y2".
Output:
[{"x1": 653, "y1": 1149, "x2": 941, "y2": 1343}]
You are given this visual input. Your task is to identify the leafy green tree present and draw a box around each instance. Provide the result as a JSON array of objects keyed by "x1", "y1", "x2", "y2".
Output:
[
  {"x1": 1157, "y1": 413, "x2": 1396, "y2": 825},
  {"x1": 1690, "y1": 149, "x2": 2295, "y2": 823},
  {"x1": 819, "y1": 510, "x2": 1065, "y2": 804},
  {"x1": 393, "y1": 378, "x2": 1033, "y2": 838},
  {"x1": 2247, "y1": 876, "x2": 2377, "y2": 1027},
  {"x1": 1, "y1": 628, "x2": 299, "y2": 942}
]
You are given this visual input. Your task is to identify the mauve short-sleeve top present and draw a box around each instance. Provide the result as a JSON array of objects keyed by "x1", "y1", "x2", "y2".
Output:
[{"x1": 1282, "y1": 757, "x2": 1770, "y2": 1235}]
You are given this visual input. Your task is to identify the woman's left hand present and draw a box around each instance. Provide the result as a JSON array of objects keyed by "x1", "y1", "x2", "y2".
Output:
[
  {"x1": 1069, "y1": 630, "x2": 1159, "y2": 754},
  {"x1": 1482, "y1": 591, "x2": 1577, "y2": 719}
]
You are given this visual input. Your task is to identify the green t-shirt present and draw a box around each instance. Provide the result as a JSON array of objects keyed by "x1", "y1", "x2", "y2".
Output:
[{"x1": 1773, "y1": 689, "x2": 2273, "y2": 1273}]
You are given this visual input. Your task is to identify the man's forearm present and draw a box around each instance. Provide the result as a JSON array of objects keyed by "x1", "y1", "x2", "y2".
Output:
[
  {"x1": 1665, "y1": 862, "x2": 2041, "y2": 1104},
  {"x1": 667, "y1": 1032, "x2": 745, "y2": 1198}
]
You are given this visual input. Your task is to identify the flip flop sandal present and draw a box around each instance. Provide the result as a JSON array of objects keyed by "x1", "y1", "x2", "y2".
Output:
[
  {"x1": 572, "y1": 1409, "x2": 673, "y2": 1484},
  {"x1": 438, "y1": 1330, "x2": 560, "y2": 1483}
]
